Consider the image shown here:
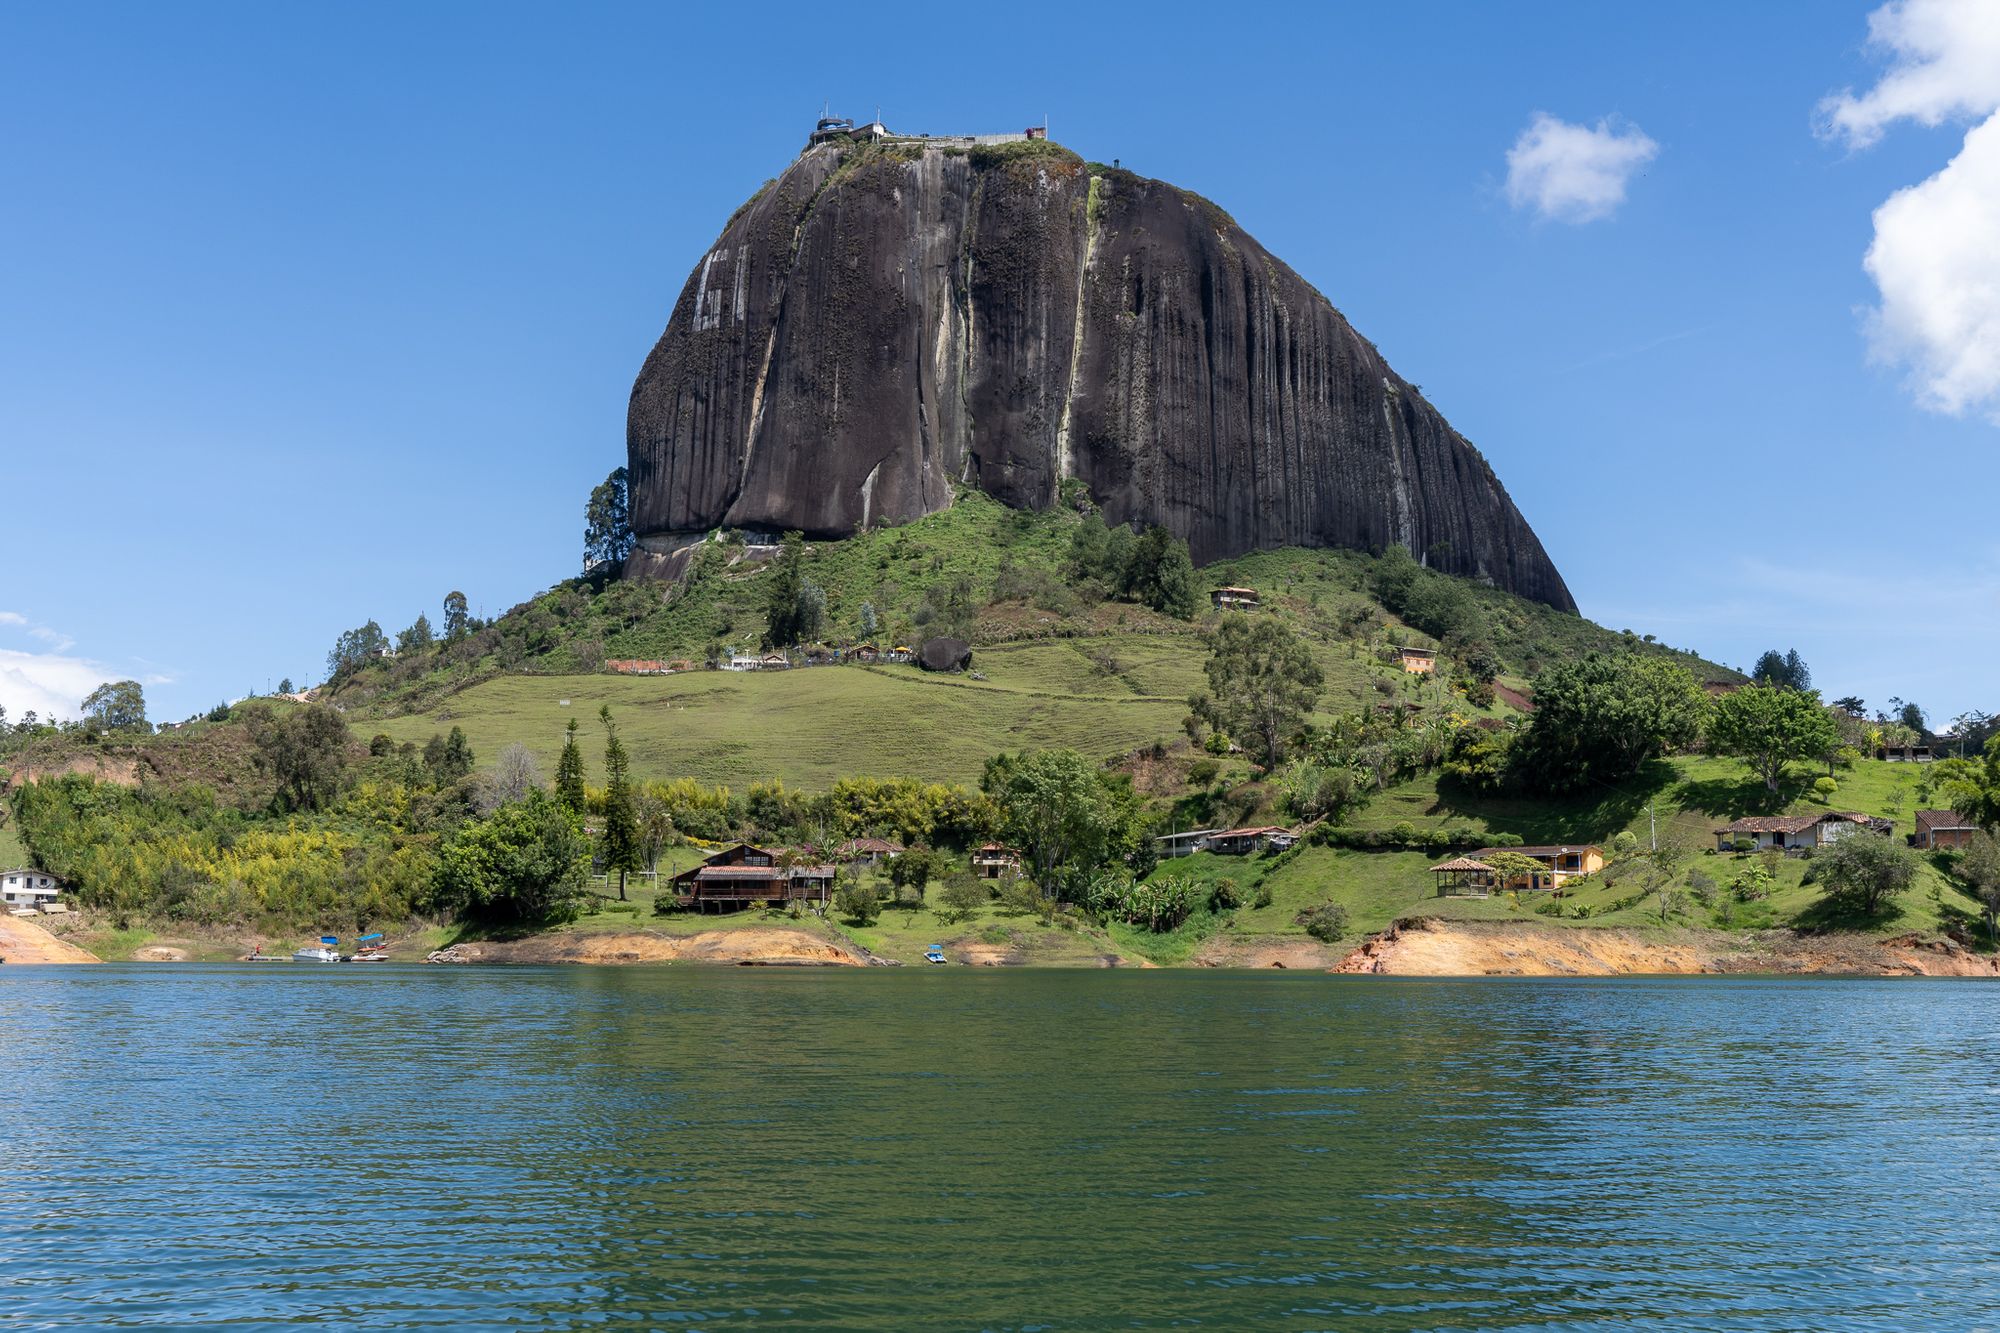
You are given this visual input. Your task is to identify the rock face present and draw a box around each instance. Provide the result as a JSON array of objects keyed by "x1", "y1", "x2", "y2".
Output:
[{"x1": 628, "y1": 139, "x2": 1574, "y2": 611}]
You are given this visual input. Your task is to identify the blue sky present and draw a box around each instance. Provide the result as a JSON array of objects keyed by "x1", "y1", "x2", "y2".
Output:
[{"x1": 3, "y1": 0, "x2": 1995, "y2": 728}]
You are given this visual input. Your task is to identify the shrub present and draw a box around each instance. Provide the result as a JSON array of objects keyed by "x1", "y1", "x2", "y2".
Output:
[
  {"x1": 1612, "y1": 831, "x2": 1639, "y2": 856},
  {"x1": 834, "y1": 877, "x2": 880, "y2": 925},
  {"x1": 1186, "y1": 759, "x2": 1220, "y2": 787},
  {"x1": 1208, "y1": 877, "x2": 1243, "y2": 912},
  {"x1": 1297, "y1": 902, "x2": 1350, "y2": 943},
  {"x1": 1811, "y1": 777, "x2": 1839, "y2": 804},
  {"x1": 1253, "y1": 884, "x2": 1274, "y2": 909}
]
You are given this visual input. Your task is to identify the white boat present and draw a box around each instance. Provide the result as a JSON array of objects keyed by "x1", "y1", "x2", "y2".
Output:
[
  {"x1": 348, "y1": 948, "x2": 390, "y2": 963},
  {"x1": 291, "y1": 946, "x2": 341, "y2": 963}
]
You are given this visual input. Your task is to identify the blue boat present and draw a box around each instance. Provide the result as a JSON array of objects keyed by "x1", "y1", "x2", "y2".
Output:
[{"x1": 923, "y1": 945, "x2": 947, "y2": 965}]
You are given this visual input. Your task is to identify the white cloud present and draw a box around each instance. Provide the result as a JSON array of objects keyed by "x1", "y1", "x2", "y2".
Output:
[
  {"x1": 1819, "y1": 0, "x2": 2000, "y2": 149},
  {"x1": 0, "y1": 649, "x2": 111, "y2": 723},
  {"x1": 1865, "y1": 114, "x2": 2000, "y2": 415},
  {"x1": 1825, "y1": 0, "x2": 2000, "y2": 418},
  {"x1": 1504, "y1": 113, "x2": 1658, "y2": 223}
]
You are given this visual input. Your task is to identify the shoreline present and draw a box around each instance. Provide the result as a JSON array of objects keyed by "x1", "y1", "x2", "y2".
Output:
[{"x1": 20, "y1": 910, "x2": 2000, "y2": 977}]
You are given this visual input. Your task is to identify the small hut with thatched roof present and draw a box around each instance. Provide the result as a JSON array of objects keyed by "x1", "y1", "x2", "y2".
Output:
[{"x1": 1429, "y1": 855, "x2": 1496, "y2": 898}]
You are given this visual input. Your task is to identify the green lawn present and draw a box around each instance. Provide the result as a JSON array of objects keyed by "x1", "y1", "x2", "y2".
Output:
[
  {"x1": 368, "y1": 650, "x2": 1196, "y2": 788},
  {"x1": 0, "y1": 823, "x2": 26, "y2": 870}
]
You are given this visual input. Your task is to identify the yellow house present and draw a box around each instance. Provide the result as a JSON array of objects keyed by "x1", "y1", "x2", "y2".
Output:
[
  {"x1": 1398, "y1": 647, "x2": 1437, "y2": 674},
  {"x1": 1471, "y1": 844, "x2": 1605, "y2": 892}
]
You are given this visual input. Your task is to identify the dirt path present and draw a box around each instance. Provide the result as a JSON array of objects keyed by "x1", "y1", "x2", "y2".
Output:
[
  {"x1": 1335, "y1": 917, "x2": 2000, "y2": 977},
  {"x1": 0, "y1": 914, "x2": 100, "y2": 964}
]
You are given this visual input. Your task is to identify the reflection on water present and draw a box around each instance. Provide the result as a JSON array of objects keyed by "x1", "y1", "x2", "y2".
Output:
[{"x1": 3, "y1": 967, "x2": 1996, "y2": 1329}]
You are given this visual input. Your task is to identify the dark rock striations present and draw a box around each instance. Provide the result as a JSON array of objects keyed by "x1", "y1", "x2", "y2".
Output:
[{"x1": 628, "y1": 138, "x2": 1574, "y2": 611}]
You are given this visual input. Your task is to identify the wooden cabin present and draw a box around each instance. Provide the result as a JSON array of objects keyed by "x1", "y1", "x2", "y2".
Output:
[{"x1": 670, "y1": 843, "x2": 836, "y2": 913}]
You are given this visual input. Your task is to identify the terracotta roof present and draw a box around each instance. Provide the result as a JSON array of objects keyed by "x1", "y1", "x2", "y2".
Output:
[
  {"x1": 1716, "y1": 813, "x2": 1867, "y2": 835},
  {"x1": 1916, "y1": 809, "x2": 1976, "y2": 834},
  {"x1": 1213, "y1": 826, "x2": 1292, "y2": 839},
  {"x1": 688, "y1": 865, "x2": 786, "y2": 881},
  {"x1": 840, "y1": 837, "x2": 904, "y2": 854},
  {"x1": 1475, "y1": 844, "x2": 1600, "y2": 858},
  {"x1": 1429, "y1": 856, "x2": 1496, "y2": 873}
]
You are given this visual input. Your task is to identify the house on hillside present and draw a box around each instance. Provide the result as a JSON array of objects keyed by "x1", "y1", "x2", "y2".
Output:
[
  {"x1": 760, "y1": 652, "x2": 792, "y2": 670},
  {"x1": 1153, "y1": 828, "x2": 1221, "y2": 859},
  {"x1": 722, "y1": 652, "x2": 763, "y2": 671},
  {"x1": 1712, "y1": 811, "x2": 1884, "y2": 853},
  {"x1": 1205, "y1": 826, "x2": 1298, "y2": 856},
  {"x1": 1469, "y1": 844, "x2": 1604, "y2": 891},
  {"x1": 670, "y1": 843, "x2": 836, "y2": 913},
  {"x1": 851, "y1": 643, "x2": 879, "y2": 663},
  {"x1": 971, "y1": 844, "x2": 1023, "y2": 880},
  {"x1": 1914, "y1": 809, "x2": 1979, "y2": 851},
  {"x1": 1398, "y1": 647, "x2": 1437, "y2": 675},
  {"x1": 1210, "y1": 586, "x2": 1260, "y2": 611},
  {"x1": 1877, "y1": 744, "x2": 1933, "y2": 763},
  {"x1": 837, "y1": 836, "x2": 904, "y2": 865},
  {"x1": 0, "y1": 868, "x2": 63, "y2": 914}
]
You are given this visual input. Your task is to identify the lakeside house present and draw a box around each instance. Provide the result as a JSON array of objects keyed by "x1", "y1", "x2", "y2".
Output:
[
  {"x1": 837, "y1": 836, "x2": 904, "y2": 865},
  {"x1": 1398, "y1": 647, "x2": 1437, "y2": 675},
  {"x1": 1210, "y1": 586, "x2": 1260, "y2": 611},
  {"x1": 670, "y1": 843, "x2": 836, "y2": 913},
  {"x1": 971, "y1": 844, "x2": 1023, "y2": 880},
  {"x1": 1154, "y1": 828, "x2": 1222, "y2": 859},
  {"x1": 1, "y1": 868, "x2": 63, "y2": 914},
  {"x1": 1877, "y1": 744, "x2": 1933, "y2": 763},
  {"x1": 1467, "y1": 844, "x2": 1605, "y2": 892},
  {"x1": 1914, "y1": 809, "x2": 1979, "y2": 851},
  {"x1": 1712, "y1": 812, "x2": 1886, "y2": 853},
  {"x1": 1205, "y1": 826, "x2": 1298, "y2": 856}
]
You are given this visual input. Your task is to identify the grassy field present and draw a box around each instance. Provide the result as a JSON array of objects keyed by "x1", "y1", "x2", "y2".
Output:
[
  {"x1": 367, "y1": 660, "x2": 1196, "y2": 788},
  {"x1": 0, "y1": 823, "x2": 26, "y2": 870}
]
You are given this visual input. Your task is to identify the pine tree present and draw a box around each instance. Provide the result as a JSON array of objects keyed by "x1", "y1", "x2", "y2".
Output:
[
  {"x1": 555, "y1": 718, "x2": 586, "y2": 815},
  {"x1": 599, "y1": 706, "x2": 641, "y2": 900}
]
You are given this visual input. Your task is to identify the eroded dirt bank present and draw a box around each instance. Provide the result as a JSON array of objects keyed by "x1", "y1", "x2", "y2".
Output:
[
  {"x1": 0, "y1": 914, "x2": 100, "y2": 964},
  {"x1": 1336, "y1": 917, "x2": 2000, "y2": 978},
  {"x1": 440, "y1": 928, "x2": 872, "y2": 967}
]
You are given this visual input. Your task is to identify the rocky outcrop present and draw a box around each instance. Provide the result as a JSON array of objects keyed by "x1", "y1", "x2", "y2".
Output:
[{"x1": 629, "y1": 139, "x2": 1574, "y2": 610}]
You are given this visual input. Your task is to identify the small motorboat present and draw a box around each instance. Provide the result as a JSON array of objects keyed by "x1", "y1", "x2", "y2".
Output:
[
  {"x1": 923, "y1": 945, "x2": 948, "y2": 965},
  {"x1": 348, "y1": 932, "x2": 390, "y2": 962},
  {"x1": 291, "y1": 945, "x2": 341, "y2": 963}
]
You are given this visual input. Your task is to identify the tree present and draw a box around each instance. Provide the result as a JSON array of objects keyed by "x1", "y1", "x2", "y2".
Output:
[
  {"x1": 583, "y1": 466, "x2": 634, "y2": 571},
  {"x1": 250, "y1": 704, "x2": 352, "y2": 813},
  {"x1": 442, "y1": 591, "x2": 470, "y2": 642},
  {"x1": 834, "y1": 874, "x2": 880, "y2": 925},
  {"x1": 327, "y1": 621, "x2": 389, "y2": 678},
  {"x1": 480, "y1": 742, "x2": 543, "y2": 814},
  {"x1": 424, "y1": 726, "x2": 475, "y2": 785},
  {"x1": 1508, "y1": 654, "x2": 1710, "y2": 796},
  {"x1": 80, "y1": 680, "x2": 147, "y2": 733},
  {"x1": 434, "y1": 789, "x2": 590, "y2": 924},
  {"x1": 1831, "y1": 695, "x2": 1867, "y2": 718},
  {"x1": 1122, "y1": 526, "x2": 1199, "y2": 618},
  {"x1": 1959, "y1": 832, "x2": 2000, "y2": 940},
  {"x1": 1808, "y1": 833, "x2": 1919, "y2": 917},
  {"x1": 1188, "y1": 617, "x2": 1325, "y2": 769},
  {"x1": 989, "y1": 748, "x2": 1146, "y2": 903},
  {"x1": 1938, "y1": 744, "x2": 2000, "y2": 831},
  {"x1": 1709, "y1": 685, "x2": 1842, "y2": 793},
  {"x1": 276, "y1": 678, "x2": 294, "y2": 696},
  {"x1": 935, "y1": 872, "x2": 987, "y2": 924},
  {"x1": 887, "y1": 847, "x2": 945, "y2": 904},
  {"x1": 599, "y1": 706, "x2": 641, "y2": 899},
  {"x1": 1898, "y1": 700, "x2": 1927, "y2": 734},
  {"x1": 859, "y1": 600, "x2": 878, "y2": 640},
  {"x1": 1751, "y1": 649, "x2": 1810, "y2": 691},
  {"x1": 397, "y1": 614, "x2": 434, "y2": 655},
  {"x1": 554, "y1": 718, "x2": 587, "y2": 815},
  {"x1": 765, "y1": 532, "x2": 812, "y2": 646}
]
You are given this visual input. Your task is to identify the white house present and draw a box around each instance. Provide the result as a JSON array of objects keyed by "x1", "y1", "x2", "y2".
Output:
[
  {"x1": 1712, "y1": 812, "x2": 1881, "y2": 853},
  {"x1": 1, "y1": 868, "x2": 63, "y2": 913},
  {"x1": 1153, "y1": 829, "x2": 1221, "y2": 858}
]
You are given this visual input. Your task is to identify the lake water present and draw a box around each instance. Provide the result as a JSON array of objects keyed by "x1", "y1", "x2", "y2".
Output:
[{"x1": 4, "y1": 967, "x2": 1998, "y2": 1330}]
